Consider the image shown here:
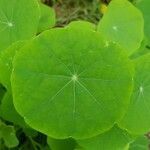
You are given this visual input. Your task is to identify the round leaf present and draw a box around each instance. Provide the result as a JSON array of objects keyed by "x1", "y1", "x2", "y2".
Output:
[
  {"x1": 119, "y1": 54, "x2": 150, "y2": 135},
  {"x1": 66, "y1": 21, "x2": 96, "y2": 31},
  {"x1": 37, "y1": 3, "x2": 56, "y2": 33},
  {"x1": 77, "y1": 126, "x2": 132, "y2": 150},
  {"x1": 47, "y1": 137, "x2": 76, "y2": 150},
  {"x1": 130, "y1": 37, "x2": 150, "y2": 59},
  {"x1": 0, "y1": 121, "x2": 19, "y2": 148},
  {"x1": 0, "y1": 41, "x2": 26, "y2": 90},
  {"x1": 97, "y1": 0, "x2": 144, "y2": 55},
  {"x1": 11, "y1": 27, "x2": 133, "y2": 139},
  {"x1": 135, "y1": 0, "x2": 150, "y2": 40},
  {"x1": 0, "y1": 92, "x2": 26, "y2": 127},
  {"x1": 0, "y1": 0, "x2": 40, "y2": 51},
  {"x1": 129, "y1": 136, "x2": 149, "y2": 150},
  {"x1": 0, "y1": 41, "x2": 27, "y2": 127}
]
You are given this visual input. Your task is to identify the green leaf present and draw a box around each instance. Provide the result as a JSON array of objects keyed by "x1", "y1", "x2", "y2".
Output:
[
  {"x1": 129, "y1": 136, "x2": 149, "y2": 150},
  {"x1": 119, "y1": 53, "x2": 150, "y2": 135},
  {"x1": 97, "y1": 0, "x2": 144, "y2": 55},
  {"x1": 77, "y1": 126, "x2": 132, "y2": 150},
  {"x1": 47, "y1": 137, "x2": 76, "y2": 150},
  {"x1": 0, "y1": 41, "x2": 27, "y2": 127},
  {"x1": 37, "y1": 3, "x2": 56, "y2": 33},
  {"x1": 130, "y1": 37, "x2": 150, "y2": 59},
  {"x1": 0, "y1": 120, "x2": 19, "y2": 148},
  {"x1": 0, "y1": 0, "x2": 40, "y2": 51},
  {"x1": 0, "y1": 92, "x2": 26, "y2": 127},
  {"x1": 66, "y1": 21, "x2": 96, "y2": 31},
  {"x1": 0, "y1": 41, "x2": 27, "y2": 90},
  {"x1": 11, "y1": 27, "x2": 133, "y2": 139},
  {"x1": 135, "y1": 0, "x2": 150, "y2": 40}
]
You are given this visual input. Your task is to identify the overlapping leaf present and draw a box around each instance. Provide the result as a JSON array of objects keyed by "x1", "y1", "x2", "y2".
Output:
[
  {"x1": 0, "y1": 120, "x2": 19, "y2": 148},
  {"x1": 47, "y1": 137, "x2": 76, "y2": 150},
  {"x1": 0, "y1": 92, "x2": 26, "y2": 127},
  {"x1": 77, "y1": 126, "x2": 132, "y2": 150},
  {"x1": 11, "y1": 27, "x2": 133, "y2": 139},
  {"x1": 66, "y1": 21, "x2": 96, "y2": 31},
  {"x1": 119, "y1": 54, "x2": 150, "y2": 135},
  {"x1": 97, "y1": 0, "x2": 144, "y2": 55},
  {"x1": 37, "y1": 3, "x2": 56, "y2": 33},
  {"x1": 0, "y1": 0, "x2": 40, "y2": 52},
  {"x1": 135, "y1": 0, "x2": 150, "y2": 41},
  {"x1": 129, "y1": 136, "x2": 149, "y2": 150},
  {"x1": 0, "y1": 41, "x2": 26, "y2": 90},
  {"x1": 0, "y1": 41, "x2": 27, "y2": 126},
  {"x1": 130, "y1": 37, "x2": 150, "y2": 59}
]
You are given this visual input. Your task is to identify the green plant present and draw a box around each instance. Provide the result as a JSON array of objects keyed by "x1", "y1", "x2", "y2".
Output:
[
  {"x1": 0, "y1": 0, "x2": 150, "y2": 149},
  {"x1": 11, "y1": 26, "x2": 133, "y2": 139}
]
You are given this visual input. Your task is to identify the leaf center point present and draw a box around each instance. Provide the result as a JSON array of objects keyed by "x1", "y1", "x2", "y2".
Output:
[
  {"x1": 8, "y1": 22, "x2": 13, "y2": 27},
  {"x1": 72, "y1": 74, "x2": 78, "y2": 82},
  {"x1": 112, "y1": 25, "x2": 118, "y2": 31},
  {"x1": 139, "y1": 86, "x2": 144, "y2": 94}
]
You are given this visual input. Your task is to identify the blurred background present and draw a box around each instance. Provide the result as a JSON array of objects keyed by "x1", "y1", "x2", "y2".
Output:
[{"x1": 40, "y1": 0, "x2": 109, "y2": 26}]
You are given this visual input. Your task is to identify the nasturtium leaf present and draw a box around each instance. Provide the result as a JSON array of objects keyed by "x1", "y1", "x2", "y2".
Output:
[
  {"x1": 66, "y1": 21, "x2": 96, "y2": 31},
  {"x1": 0, "y1": 40, "x2": 26, "y2": 125},
  {"x1": 135, "y1": 0, "x2": 150, "y2": 40},
  {"x1": 0, "y1": 92, "x2": 26, "y2": 127},
  {"x1": 37, "y1": 3, "x2": 56, "y2": 33},
  {"x1": 129, "y1": 136, "x2": 149, "y2": 150},
  {"x1": 119, "y1": 53, "x2": 150, "y2": 135},
  {"x1": 0, "y1": 120, "x2": 19, "y2": 148},
  {"x1": 47, "y1": 137, "x2": 76, "y2": 150},
  {"x1": 0, "y1": 40, "x2": 28, "y2": 127},
  {"x1": 0, "y1": 0, "x2": 40, "y2": 52},
  {"x1": 0, "y1": 41, "x2": 26, "y2": 90},
  {"x1": 77, "y1": 126, "x2": 132, "y2": 150},
  {"x1": 97, "y1": 0, "x2": 144, "y2": 55},
  {"x1": 11, "y1": 27, "x2": 133, "y2": 139},
  {"x1": 130, "y1": 37, "x2": 150, "y2": 59},
  {"x1": 0, "y1": 41, "x2": 27, "y2": 127}
]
